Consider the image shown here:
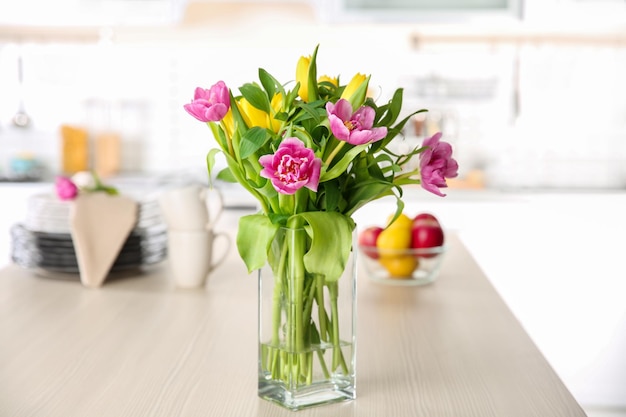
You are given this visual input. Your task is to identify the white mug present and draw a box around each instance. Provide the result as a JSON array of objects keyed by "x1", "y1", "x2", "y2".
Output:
[
  {"x1": 158, "y1": 185, "x2": 223, "y2": 231},
  {"x1": 167, "y1": 229, "x2": 231, "y2": 289}
]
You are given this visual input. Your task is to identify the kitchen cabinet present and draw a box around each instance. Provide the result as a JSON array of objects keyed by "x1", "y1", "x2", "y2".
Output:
[
  {"x1": 0, "y1": 0, "x2": 186, "y2": 27},
  {"x1": 523, "y1": 0, "x2": 626, "y2": 28},
  {"x1": 315, "y1": 0, "x2": 522, "y2": 22}
]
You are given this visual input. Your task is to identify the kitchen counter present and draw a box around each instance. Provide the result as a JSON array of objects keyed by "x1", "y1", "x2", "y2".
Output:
[
  {"x1": 353, "y1": 190, "x2": 626, "y2": 411},
  {"x1": 0, "y1": 212, "x2": 587, "y2": 416},
  {"x1": 2, "y1": 184, "x2": 625, "y2": 413}
]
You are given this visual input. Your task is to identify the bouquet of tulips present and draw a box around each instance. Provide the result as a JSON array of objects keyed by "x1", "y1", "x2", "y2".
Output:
[{"x1": 184, "y1": 45, "x2": 458, "y2": 404}]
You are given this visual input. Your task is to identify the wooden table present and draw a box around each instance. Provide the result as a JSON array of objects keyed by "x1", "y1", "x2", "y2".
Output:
[{"x1": 0, "y1": 220, "x2": 587, "y2": 416}]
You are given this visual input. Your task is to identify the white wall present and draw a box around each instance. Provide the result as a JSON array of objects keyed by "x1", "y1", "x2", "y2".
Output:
[{"x1": 1, "y1": 3, "x2": 625, "y2": 187}]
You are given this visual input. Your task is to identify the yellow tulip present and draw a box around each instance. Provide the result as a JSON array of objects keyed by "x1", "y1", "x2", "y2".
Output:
[
  {"x1": 296, "y1": 55, "x2": 311, "y2": 101},
  {"x1": 238, "y1": 95, "x2": 283, "y2": 133},
  {"x1": 222, "y1": 108, "x2": 235, "y2": 138},
  {"x1": 238, "y1": 98, "x2": 268, "y2": 129},
  {"x1": 318, "y1": 75, "x2": 338, "y2": 87},
  {"x1": 341, "y1": 73, "x2": 369, "y2": 108},
  {"x1": 268, "y1": 93, "x2": 284, "y2": 133}
]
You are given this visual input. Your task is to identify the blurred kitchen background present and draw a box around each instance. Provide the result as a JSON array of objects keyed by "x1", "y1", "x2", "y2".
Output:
[
  {"x1": 1, "y1": 1, "x2": 626, "y2": 416},
  {"x1": 1, "y1": 0, "x2": 625, "y2": 189}
]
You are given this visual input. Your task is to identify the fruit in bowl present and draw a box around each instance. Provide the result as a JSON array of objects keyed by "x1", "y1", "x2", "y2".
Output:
[
  {"x1": 357, "y1": 212, "x2": 446, "y2": 285},
  {"x1": 411, "y1": 212, "x2": 444, "y2": 258},
  {"x1": 358, "y1": 226, "x2": 383, "y2": 259}
]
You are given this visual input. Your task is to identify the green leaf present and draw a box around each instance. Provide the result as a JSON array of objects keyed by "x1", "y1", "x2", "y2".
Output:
[
  {"x1": 216, "y1": 168, "x2": 236, "y2": 183},
  {"x1": 371, "y1": 108, "x2": 427, "y2": 153},
  {"x1": 222, "y1": 151, "x2": 270, "y2": 213},
  {"x1": 285, "y1": 85, "x2": 301, "y2": 108},
  {"x1": 295, "y1": 212, "x2": 355, "y2": 282},
  {"x1": 391, "y1": 109, "x2": 427, "y2": 139},
  {"x1": 231, "y1": 123, "x2": 242, "y2": 161},
  {"x1": 237, "y1": 214, "x2": 279, "y2": 273},
  {"x1": 208, "y1": 122, "x2": 226, "y2": 153},
  {"x1": 345, "y1": 180, "x2": 393, "y2": 215},
  {"x1": 205, "y1": 148, "x2": 222, "y2": 187},
  {"x1": 101, "y1": 186, "x2": 118, "y2": 196},
  {"x1": 295, "y1": 101, "x2": 323, "y2": 124},
  {"x1": 242, "y1": 158, "x2": 264, "y2": 186},
  {"x1": 291, "y1": 126, "x2": 314, "y2": 148},
  {"x1": 229, "y1": 91, "x2": 249, "y2": 135},
  {"x1": 385, "y1": 197, "x2": 405, "y2": 227},
  {"x1": 307, "y1": 44, "x2": 320, "y2": 103},
  {"x1": 258, "y1": 68, "x2": 277, "y2": 99},
  {"x1": 393, "y1": 176, "x2": 421, "y2": 187},
  {"x1": 378, "y1": 88, "x2": 404, "y2": 126},
  {"x1": 240, "y1": 83, "x2": 271, "y2": 113},
  {"x1": 320, "y1": 143, "x2": 369, "y2": 182},
  {"x1": 274, "y1": 111, "x2": 289, "y2": 122},
  {"x1": 322, "y1": 179, "x2": 341, "y2": 212},
  {"x1": 240, "y1": 127, "x2": 270, "y2": 159}
]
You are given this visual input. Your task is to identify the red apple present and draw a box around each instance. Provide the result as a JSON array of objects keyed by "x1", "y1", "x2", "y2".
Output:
[
  {"x1": 411, "y1": 214, "x2": 444, "y2": 257},
  {"x1": 412, "y1": 212, "x2": 440, "y2": 228},
  {"x1": 358, "y1": 226, "x2": 383, "y2": 259}
]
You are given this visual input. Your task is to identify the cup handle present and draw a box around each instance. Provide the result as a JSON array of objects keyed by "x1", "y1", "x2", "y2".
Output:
[
  {"x1": 209, "y1": 231, "x2": 231, "y2": 272},
  {"x1": 202, "y1": 187, "x2": 224, "y2": 229}
]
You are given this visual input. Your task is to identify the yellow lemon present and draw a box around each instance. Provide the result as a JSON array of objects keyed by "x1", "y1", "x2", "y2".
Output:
[
  {"x1": 377, "y1": 225, "x2": 411, "y2": 251},
  {"x1": 379, "y1": 255, "x2": 418, "y2": 279},
  {"x1": 386, "y1": 213, "x2": 412, "y2": 230}
]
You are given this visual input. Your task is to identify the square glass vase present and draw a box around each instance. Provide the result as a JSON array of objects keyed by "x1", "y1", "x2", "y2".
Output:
[{"x1": 258, "y1": 227, "x2": 357, "y2": 411}]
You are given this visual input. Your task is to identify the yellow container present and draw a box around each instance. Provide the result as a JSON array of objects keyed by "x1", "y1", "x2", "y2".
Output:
[
  {"x1": 60, "y1": 125, "x2": 89, "y2": 174},
  {"x1": 95, "y1": 132, "x2": 120, "y2": 178}
]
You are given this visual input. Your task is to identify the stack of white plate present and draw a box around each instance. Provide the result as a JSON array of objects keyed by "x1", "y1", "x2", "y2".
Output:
[
  {"x1": 24, "y1": 192, "x2": 164, "y2": 234},
  {"x1": 11, "y1": 224, "x2": 167, "y2": 274},
  {"x1": 12, "y1": 191, "x2": 167, "y2": 276}
]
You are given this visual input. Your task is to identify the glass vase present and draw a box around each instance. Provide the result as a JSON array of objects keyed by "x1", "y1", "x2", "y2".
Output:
[{"x1": 258, "y1": 226, "x2": 357, "y2": 410}]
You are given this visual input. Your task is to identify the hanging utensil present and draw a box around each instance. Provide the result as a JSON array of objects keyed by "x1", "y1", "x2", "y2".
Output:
[{"x1": 12, "y1": 52, "x2": 31, "y2": 128}]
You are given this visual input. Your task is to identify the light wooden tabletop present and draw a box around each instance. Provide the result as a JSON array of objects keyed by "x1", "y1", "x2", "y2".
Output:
[{"x1": 0, "y1": 224, "x2": 587, "y2": 417}]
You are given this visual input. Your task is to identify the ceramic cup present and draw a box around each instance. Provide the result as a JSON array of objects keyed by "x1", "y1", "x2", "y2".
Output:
[
  {"x1": 158, "y1": 185, "x2": 224, "y2": 231},
  {"x1": 167, "y1": 229, "x2": 230, "y2": 289}
]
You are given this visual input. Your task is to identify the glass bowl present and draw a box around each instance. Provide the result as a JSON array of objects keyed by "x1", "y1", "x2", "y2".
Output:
[{"x1": 358, "y1": 244, "x2": 447, "y2": 286}]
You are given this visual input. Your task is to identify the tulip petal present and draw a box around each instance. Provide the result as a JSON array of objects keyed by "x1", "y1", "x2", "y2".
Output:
[
  {"x1": 326, "y1": 99, "x2": 387, "y2": 145},
  {"x1": 184, "y1": 81, "x2": 231, "y2": 123},
  {"x1": 352, "y1": 106, "x2": 375, "y2": 130},
  {"x1": 328, "y1": 114, "x2": 351, "y2": 141},
  {"x1": 259, "y1": 138, "x2": 322, "y2": 195},
  {"x1": 419, "y1": 132, "x2": 458, "y2": 197}
]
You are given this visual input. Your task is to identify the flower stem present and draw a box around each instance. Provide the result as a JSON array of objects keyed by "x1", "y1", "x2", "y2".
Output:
[
  {"x1": 286, "y1": 218, "x2": 306, "y2": 354},
  {"x1": 272, "y1": 239, "x2": 289, "y2": 347},
  {"x1": 324, "y1": 140, "x2": 346, "y2": 167},
  {"x1": 218, "y1": 120, "x2": 234, "y2": 157},
  {"x1": 279, "y1": 194, "x2": 295, "y2": 216},
  {"x1": 315, "y1": 274, "x2": 327, "y2": 342},
  {"x1": 394, "y1": 167, "x2": 420, "y2": 181},
  {"x1": 263, "y1": 219, "x2": 352, "y2": 390}
]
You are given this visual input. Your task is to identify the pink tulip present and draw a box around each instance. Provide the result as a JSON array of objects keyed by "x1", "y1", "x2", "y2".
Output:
[
  {"x1": 55, "y1": 176, "x2": 78, "y2": 200},
  {"x1": 259, "y1": 138, "x2": 321, "y2": 195},
  {"x1": 326, "y1": 99, "x2": 387, "y2": 145},
  {"x1": 419, "y1": 132, "x2": 459, "y2": 197},
  {"x1": 184, "y1": 81, "x2": 230, "y2": 122}
]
